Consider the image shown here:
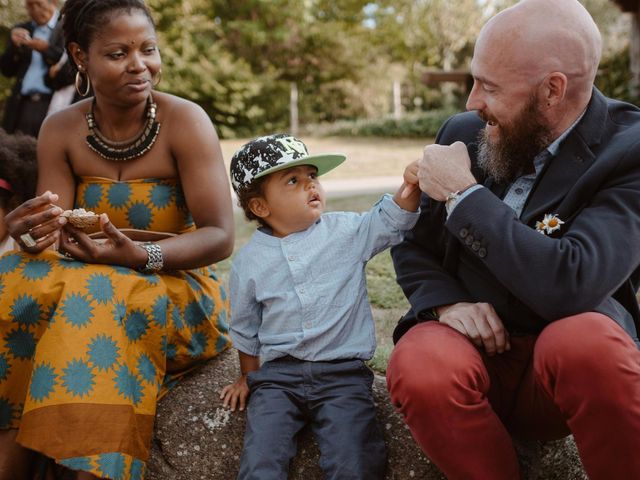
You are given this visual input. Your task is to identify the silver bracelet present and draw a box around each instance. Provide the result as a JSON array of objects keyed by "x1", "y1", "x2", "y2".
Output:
[{"x1": 140, "y1": 242, "x2": 163, "y2": 273}]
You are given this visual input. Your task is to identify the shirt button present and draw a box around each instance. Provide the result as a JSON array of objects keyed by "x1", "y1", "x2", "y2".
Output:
[
  {"x1": 299, "y1": 288, "x2": 305, "y2": 294},
  {"x1": 288, "y1": 255, "x2": 295, "y2": 261},
  {"x1": 515, "y1": 188, "x2": 524, "y2": 195}
]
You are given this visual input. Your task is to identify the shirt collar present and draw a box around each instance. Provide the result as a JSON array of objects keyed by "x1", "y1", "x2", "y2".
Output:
[
  {"x1": 545, "y1": 109, "x2": 587, "y2": 156},
  {"x1": 47, "y1": 10, "x2": 59, "y2": 29},
  {"x1": 255, "y1": 218, "x2": 323, "y2": 244},
  {"x1": 531, "y1": 109, "x2": 587, "y2": 175}
]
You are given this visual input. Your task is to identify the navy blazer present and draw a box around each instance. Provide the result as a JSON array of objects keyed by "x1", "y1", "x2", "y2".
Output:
[{"x1": 391, "y1": 89, "x2": 640, "y2": 348}]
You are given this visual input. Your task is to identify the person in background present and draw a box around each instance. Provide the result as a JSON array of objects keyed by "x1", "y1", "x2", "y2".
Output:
[
  {"x1": 0, "y1": 0, "x2": 234, "y2": 478},
  {"x1": 0, "y1": 128, "x2": 37, "y2": 255},
  {"x1": 387, "y1": 0, "x2": 640, "y2": 479},
  {"x1": 0, "y1": 0, "x2": 63, "y2": 137}
]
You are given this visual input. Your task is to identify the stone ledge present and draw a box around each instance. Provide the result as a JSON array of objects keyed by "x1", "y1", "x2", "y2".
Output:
[{"x1": 146, "y1": 349, "x2": 586, "y2": 480}]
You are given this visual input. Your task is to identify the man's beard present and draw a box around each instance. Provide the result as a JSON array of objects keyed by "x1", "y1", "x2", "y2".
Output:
[{"x1": 476, "y1": 95, "x2": 554, "y2": 184}]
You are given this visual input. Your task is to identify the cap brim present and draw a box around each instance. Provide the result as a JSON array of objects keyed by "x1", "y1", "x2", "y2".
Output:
[{"x1": 254, "y1": 153, "x2": 346, "y2": 180}]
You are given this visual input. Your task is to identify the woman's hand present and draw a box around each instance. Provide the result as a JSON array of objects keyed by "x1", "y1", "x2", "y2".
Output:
[
  {"x1": 220, "y1": 375, "x2": 250, "y2": 412},
  {"x1": 59, "y1": 214, "x2": 147, "y2": 268},
  {"x1": 5, "y1": 191, "x2": 67, "y2": 253}
]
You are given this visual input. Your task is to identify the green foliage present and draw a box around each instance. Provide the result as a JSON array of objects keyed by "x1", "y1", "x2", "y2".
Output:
[
  {"x1": 144, "y1": 0, "x2": 389, "y2": 136},
  {"x1": 1, "y1": 0, "x2": 637, "y2": 138},
  {"x1": 0, "y1": 0, "x2": 24, "y2": 28},
  {"x1": 596, "y1": 46, "x2": 640, "y2": 106},
  {"x1": 0, "y1": 0, "x2": 24, "y2": 114},
  {"x1": 0, "y1": 33, "x2": 11, "y2": 113},
  {"x1": 304, "y1": 108, "x2": 456, "y2": 138}
]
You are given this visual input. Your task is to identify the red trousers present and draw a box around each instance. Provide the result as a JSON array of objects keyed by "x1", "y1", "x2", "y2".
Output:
[{"x1": 386, "y1": 313, "x2": 640, "y2": 479}]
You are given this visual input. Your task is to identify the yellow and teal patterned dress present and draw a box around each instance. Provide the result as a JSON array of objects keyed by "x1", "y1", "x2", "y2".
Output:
[{"x1": 0, "y1": 177, "x2": 230, "y2": 479}]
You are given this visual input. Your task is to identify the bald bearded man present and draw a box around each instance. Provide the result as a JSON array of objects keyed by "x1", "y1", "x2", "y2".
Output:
[{"x1": 387, "y1": 0, "x2": 640, "y2": 478}]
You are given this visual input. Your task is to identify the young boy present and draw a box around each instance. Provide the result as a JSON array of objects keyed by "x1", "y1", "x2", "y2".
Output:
[{"x1": 220, "y1": 133, "x2": 421, "y2": 479}]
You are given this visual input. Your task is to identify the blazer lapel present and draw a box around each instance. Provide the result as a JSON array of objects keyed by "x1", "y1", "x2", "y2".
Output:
[
  {"x1": 520, "y1": 88, "x2": 608, "y2": 226},
  {"x1": 520, "y1": 138, "x2": 595, "y2": 225}
]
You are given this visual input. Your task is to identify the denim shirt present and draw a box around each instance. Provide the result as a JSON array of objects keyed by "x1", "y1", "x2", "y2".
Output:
[{"x1": 229, "y1": 194, "x2": 419, "y2": 362}]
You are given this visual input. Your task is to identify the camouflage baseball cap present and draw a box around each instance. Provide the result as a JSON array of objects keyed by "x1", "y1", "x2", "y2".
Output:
[{"x1": 230, "y1": 133, "x2": 346, "y2": 193}]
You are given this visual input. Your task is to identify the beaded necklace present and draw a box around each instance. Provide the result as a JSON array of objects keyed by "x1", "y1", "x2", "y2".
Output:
[{"x1": 85, "y1": 94, "x2": 161, "y2": 162}]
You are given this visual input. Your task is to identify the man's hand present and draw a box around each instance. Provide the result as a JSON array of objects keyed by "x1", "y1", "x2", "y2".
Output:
[
  {"x1": 9, "y1": 28, "x2": 48, "y2": 52},
  {"x1": 10, "y1": 28, "x2": 31, "y2": 47},
  {"x1": 418, "y1": 141, "x2": 477, "y2": 201},
  {"x1": 220, "y1": 375, "x2": 250, "y2": 412},
  {"x1": 436, "y1": 302, "x2": 510, "y2": 356}
]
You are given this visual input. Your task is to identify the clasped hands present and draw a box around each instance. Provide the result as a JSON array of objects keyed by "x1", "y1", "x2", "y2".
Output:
[
  {"x1": 417, "y1": 141, "x2": 478, "y2": 201},
  {"x1": 10, "y1": 27, "x2": 48, "y2": 51},
  {"x1": 5, "y1": 191, "x2": 145, "y2": 267}
]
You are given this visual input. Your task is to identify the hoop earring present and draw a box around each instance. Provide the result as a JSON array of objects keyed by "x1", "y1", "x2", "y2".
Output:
[
  {"x1": 152, "y1": 69, "x2": 162, "y2": 87},
  {"x1": 75, "y1": 71, "x2": 91, "y2": 97}
]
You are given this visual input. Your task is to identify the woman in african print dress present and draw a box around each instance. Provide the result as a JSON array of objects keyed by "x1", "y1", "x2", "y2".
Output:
[{"x1": 0, "y1": 1, "x2": 234, "y2": 479}]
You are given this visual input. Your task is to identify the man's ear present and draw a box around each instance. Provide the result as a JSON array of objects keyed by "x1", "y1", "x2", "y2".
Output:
[
  {"x1": 248, "y1": 197, "x2": 270, "y2": 219},
  {"x1": 541, "y1": 72, "x2": 568, "y2": 108}
]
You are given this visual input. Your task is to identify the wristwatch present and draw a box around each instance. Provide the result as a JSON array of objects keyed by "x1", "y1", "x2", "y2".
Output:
[
  {"x1": 139, "y1": 242, "x2": 163, "y2": 274},
  {"x1": 445, "y1": 183, "x2": 479, "y2": 215},
  {"x1": 445, "y1": 190, "x2": 462, "y2": 215}
]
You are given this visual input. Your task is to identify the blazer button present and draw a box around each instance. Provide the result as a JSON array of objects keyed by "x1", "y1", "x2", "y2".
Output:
[
  {"x1": 465, "y1": 235, "x2": 474, "y2": 245},
  {"x1": 478, "y1": 248, "x2": 487, "y2": 258},
  {"x1": 460, "y1": 228, "x2": 469, "y2": 238},
  {"x1": 471, "y1": 241, "x2": 481, "y2": 251}
]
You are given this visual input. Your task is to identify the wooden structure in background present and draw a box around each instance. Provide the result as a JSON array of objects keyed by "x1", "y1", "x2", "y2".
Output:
[
  {"x1": 612, "y1": 0, "x2": 640, "y2": 12},
  {"x1": 421, "y1": 69, "x2": 473, "y2": 94}
]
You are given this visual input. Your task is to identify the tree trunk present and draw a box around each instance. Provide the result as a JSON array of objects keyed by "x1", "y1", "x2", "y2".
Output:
[
  {"x1": 290, "y1": 82, "x2": 299, "y2": 136},
  {"x1": 393, "y1": 80, "x2": 402, "y2": 120},
  {"x1": 631, "y1": 9, "x2": 640, "y2": 99}
]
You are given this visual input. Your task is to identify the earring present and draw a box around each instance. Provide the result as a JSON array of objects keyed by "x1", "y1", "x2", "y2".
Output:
[
  {"x1": 75, "y1": 69, "x2": 91, "y2": 97},
  {"x1": 152, "y1": 69, "x2": 162, "y2": 87}
]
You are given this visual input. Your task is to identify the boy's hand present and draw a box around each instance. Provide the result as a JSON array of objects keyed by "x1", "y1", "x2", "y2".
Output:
[
  {"x1": 220, "y1": 375, "x2": 250, "y2": 412},
  {"x1": 393, "y1": 159, "x2": 422, "y2": 212},
  {"x1": 400, "y1": 159, "x2": 420, "y2": 200}
]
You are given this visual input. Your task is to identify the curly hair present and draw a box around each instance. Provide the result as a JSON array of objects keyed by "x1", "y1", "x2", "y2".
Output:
[
  {"x1": 236, "y1": 177, "x2": 269, "y2": 228},
  {"x1": 0, "y1": 129, "x2": 38, "y2": 211},
  {"x1": 61, "y1": 0, "x2": 154, "y2": 55}
]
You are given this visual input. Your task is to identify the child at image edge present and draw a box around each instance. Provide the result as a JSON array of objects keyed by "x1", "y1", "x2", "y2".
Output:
[{"x1": 220, "y1": 133, "x2": 421, "y2": 479}]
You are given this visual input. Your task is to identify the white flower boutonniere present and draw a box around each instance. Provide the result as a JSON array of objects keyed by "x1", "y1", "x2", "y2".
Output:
[{"x1": 536, "y1": 213, "x2": 565, "y2": 235}]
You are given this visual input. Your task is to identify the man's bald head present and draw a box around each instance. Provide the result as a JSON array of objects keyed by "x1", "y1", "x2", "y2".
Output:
[{"x1": 476, "y1": 0, "x2": 601, "y2": 99}]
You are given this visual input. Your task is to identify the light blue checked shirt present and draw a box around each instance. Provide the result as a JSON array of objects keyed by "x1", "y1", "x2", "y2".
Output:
[{"x1": 229, "y1": 194, "x2": 419, "y2": 362}]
